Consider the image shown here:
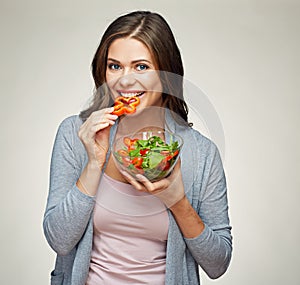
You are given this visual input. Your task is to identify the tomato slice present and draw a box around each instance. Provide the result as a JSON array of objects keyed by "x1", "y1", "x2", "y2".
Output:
[
  {"x1": 158, "y1": 157, "x2": 170, "y2": 171},
  {"x1": 140, "y1": 148, "x2": 150, "y2": 156},
  {"x1": 160, "y1": 150, "x2": 170, "y2": 156},
  {"x1": 122, "y1": 156, "x2": 132, "y2": 167},
  {"x1": 163, "y1": 161, "x2": 170, "y2": 171},
  {"x1": 128, "y1": 144, "x2": 136, "y2": 151},
  {"x1": 161, "y1": 149, "x2": 179, "y2": 160},
  {"x1": 132, "y1": 157, "x2": 143, "y2": 168},
  {"x1": 123, "y1": 137, "x2": 138, "y2": 150},
  {"x1": 131, "y1": 138, "x2": 139, "y2": 144},
  {"x1": 132, "y1": 167, "x2": 144, "y2": 175},
  {"x1": 123, "y1": 137, "x2": 132, "y2": 147},
  {"x1": 117, "y1": 149, "x2": 128, "y2": 157}
]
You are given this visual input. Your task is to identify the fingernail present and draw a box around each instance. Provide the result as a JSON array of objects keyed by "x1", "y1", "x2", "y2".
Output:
[{"x1": 136, "y1": 174, "x2": 145, "y2": 181}]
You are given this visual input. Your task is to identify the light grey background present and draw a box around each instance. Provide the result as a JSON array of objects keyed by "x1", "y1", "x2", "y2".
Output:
[{"x1": 1, "y1": 0, "x2": 299, "y2": 284}]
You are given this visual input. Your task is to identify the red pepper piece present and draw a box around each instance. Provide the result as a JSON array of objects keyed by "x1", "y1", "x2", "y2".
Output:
[
  {"x1": 132, "y1": 157, "x2": 143, "y2": 168},
  {"x1": 140, "y1": 148, "x2": 150, "y2": 156},
  {"x1": 112, "y1": 96, "x2": 140, "y2": 116}
]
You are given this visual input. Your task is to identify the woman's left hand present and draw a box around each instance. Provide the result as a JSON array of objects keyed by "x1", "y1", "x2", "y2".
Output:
[{"x1": 121, "y1": 159, "x2": 185, "y2": 208}]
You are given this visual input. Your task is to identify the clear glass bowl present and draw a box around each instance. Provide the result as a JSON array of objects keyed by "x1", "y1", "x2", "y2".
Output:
[{"x1": 112, "y1": 130, "x2": 183, "y2": 182}]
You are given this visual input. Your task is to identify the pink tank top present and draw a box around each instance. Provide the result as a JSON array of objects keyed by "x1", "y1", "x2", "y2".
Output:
[{"x1": 86, "y1": 173, "x2": 169, "y2": 285}]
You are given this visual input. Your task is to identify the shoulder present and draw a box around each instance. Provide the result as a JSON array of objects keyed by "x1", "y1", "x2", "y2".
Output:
[
  {"x1": 189, "y1": 127, "x2": 213, "y2": 145},
  {"x1": 53, "y1": 114, "x2": 85, "y2": 152},
  {"x1": 184, "y1": 127, "x2": 218, "y2": 156},
  {"x1": 181, "y1": 127, "x2": 224, "y2": 178},
  {"x1": 57, "y1": 114, "x2": 83, "y2": 133},
  {"x1": 52, "y1": 115, "x2": 87, "y2": 168},
  {"x1": 55, "y1": 115, "x2": 83, "y2": 142}
]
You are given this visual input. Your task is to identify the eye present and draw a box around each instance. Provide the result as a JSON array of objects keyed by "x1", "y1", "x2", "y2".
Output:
[
  {"x1": 108, "y1": 63, "x2": 121, "y2": 70},
  {"x1": 136, "y1": 64, "x2": 149, "y2": 71}
]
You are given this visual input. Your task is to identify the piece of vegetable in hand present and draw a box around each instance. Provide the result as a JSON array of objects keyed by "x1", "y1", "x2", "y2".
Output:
[{"x1": 112, "y1": 96, "x2": 140, "y2": 116}]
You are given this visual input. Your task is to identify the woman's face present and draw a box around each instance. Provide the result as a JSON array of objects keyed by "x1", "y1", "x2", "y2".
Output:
[{"x1": 106, "y1": 37, "x2": 163, "y2": 110}]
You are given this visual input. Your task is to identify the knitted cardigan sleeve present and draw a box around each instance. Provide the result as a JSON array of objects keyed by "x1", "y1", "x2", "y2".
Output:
[
  {"x1": 184, "y1": 130, "x2": 232, "y2": 279},
  {"x1": 43, "y1": 116, "x2": 95, "y2": 256}
]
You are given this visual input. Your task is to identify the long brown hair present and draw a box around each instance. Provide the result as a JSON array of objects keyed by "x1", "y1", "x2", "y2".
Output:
[{"x1": 80, "y1": 11, "x2": 189, "y2": 125}]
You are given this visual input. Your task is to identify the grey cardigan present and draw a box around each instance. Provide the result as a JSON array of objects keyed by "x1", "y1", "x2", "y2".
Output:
[{"x1": 43, "y1": 112, "x2": 232, "y2": 285}]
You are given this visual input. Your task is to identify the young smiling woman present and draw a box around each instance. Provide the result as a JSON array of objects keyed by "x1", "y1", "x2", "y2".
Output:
[{"x1": 43, "y1": 11, "x2": 232, "y2": 285}]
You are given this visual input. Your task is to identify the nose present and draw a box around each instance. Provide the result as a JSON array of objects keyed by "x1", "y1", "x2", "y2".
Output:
[{"x1": 119, "y1": 71, "x2": 136, "y2": 87}]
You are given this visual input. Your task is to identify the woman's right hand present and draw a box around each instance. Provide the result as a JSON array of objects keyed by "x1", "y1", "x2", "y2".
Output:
[{"x1": 78, "y1": 107, "x2": 118, "y2": 169}]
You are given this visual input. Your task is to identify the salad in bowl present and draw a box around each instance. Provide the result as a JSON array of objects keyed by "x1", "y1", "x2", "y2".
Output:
[{"x1": 113, "y1": 130, "x2": 183, "y2": 182}]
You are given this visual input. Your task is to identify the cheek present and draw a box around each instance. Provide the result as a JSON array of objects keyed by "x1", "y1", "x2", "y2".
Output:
[
  {"x1": 105, "y1": 71, "x2": 118, "y2": 88},
  {"x1": 138, "y1": 73, "x2": 162, "y2": 92},
  {"x1": 151, "y1": 76, "x2": 163, "y2": 93}
]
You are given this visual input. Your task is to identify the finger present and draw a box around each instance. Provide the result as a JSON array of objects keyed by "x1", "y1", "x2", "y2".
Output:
[
  {"x1": 93, "y1": 107, "x2": 115, "y2": 116},
  {"x1": 135, "y1": 175, "x2": 172, "y2": 195},
  {"x1": 99, "y1": 119, "x2": 116, "y2": 126},
  {"x1": 89, "y1": 108, "x2": 116, "y2": 123},
  {"x1": 90, "y1": 122, "x2": 110, "y2": 133},
  {"x1": 144, "y1": 160, "x2": 181, "y2": 191},
  {"x1": 95, "y1": 114, "x2": 117, "y2": 127},
  {"x1": 104, "y1": 107, "x2": 115, "y2": 114},
  {"x1": 107, "y1": 114, "x2": 119, "y2": 121},
  {"x1": 135, "y1": 174, "x2": 156, "y2": 192},
  {"x1": 120, "y1": 171, "x2": 147, "y2": 192}
]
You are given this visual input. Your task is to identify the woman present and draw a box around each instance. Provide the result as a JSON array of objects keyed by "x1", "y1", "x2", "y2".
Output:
[{"x1": 43, "y1": 11, "x2": 232, "y2": 285}]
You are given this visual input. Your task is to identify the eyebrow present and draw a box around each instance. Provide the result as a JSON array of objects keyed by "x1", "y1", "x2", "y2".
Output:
[{"x1": 107, "y1": 58, "x2": 152, "y2": 64}]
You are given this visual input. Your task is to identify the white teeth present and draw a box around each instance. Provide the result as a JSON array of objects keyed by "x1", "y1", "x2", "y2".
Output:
[{"x1": 119, "y1": 92, "x2": 144, "y2": 97}]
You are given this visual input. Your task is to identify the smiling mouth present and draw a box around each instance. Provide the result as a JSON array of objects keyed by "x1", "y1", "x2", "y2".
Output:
[{"x1": 118, "y1": 91, "x2": 145, "y2": 98}]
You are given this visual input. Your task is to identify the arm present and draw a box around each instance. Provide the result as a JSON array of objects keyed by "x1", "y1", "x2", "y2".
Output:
[
  {"x1": 127, "y1": 142, "x2": 232, "y2": 278},
  {"x1": 178, "y1": 145, "x2": 232, "y2": 279},
  {"x1": 120, "y1": 134, "x2": 232, "y2": 279},
  {"x1": 43, "y1": 117, "x2": 96, "y2": 255},
  {"x1": 169, "y1": 196, "x2": 204, "y2": 238},
  {"x1": 43, "y1": 109, "x2": 117, "y2": 255}
]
